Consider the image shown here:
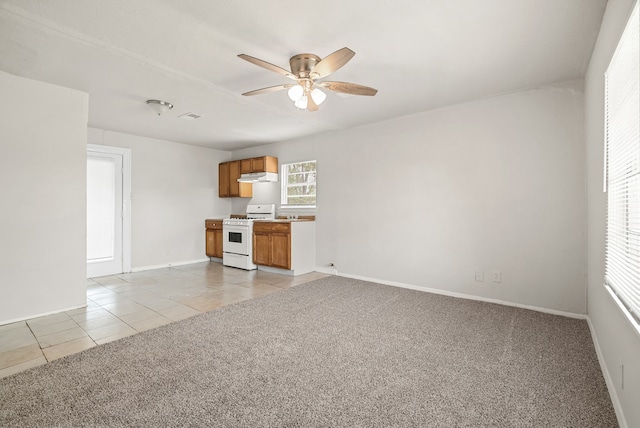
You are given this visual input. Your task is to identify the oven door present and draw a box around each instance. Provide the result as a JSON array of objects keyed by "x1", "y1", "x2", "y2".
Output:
[{"x1": 223, "y1": 224, "x2": 250, "y2": 256}]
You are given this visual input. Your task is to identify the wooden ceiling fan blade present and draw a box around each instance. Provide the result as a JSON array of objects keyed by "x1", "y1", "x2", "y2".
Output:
[
  {"x1": 310, "y1": 47, "x2": 355, "y2": 79},
  {"x1": 320, "y1": 81, "x2": 378, "y2": 96},
  {"x1": 238, "y1": 54, "x2": 296, "y2": 80},
  {"x1": 242, "y1": 84, "x2": 293, "y2": 96},
  {"x1": 307, "y1": 94, "x2": 319, "y2": 112}
]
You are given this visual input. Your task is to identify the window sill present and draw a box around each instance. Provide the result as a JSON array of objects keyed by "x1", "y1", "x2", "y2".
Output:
[
  {"x1": 605, "y1": 284, "x2": 640, "y2": 339},
  {"x1": 279, "y1": 205, "x2": 317, "y2": 211}
]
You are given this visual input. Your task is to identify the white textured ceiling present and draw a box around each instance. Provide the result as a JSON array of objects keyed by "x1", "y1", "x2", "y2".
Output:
[{"x1": 0, "y1": 0, "x2": 607, "y2": 151}]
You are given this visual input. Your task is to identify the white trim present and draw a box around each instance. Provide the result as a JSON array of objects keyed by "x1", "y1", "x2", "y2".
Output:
[
  {"x1": 314, "y1": 267, "x2": 586, "y2": 319},
  {"x1": 280, "y1": 159, "x2": 317, "y2": 207},
  {"x1": 0, "y1": 304, "x2": 86, "y2": 326},
  {"x1": 587, "y1": 316, "x2": 628, "y2": 428},
  {"x1": 605, "y1": 284, "x2": 640, "y2": 338},
  {"x1": 131, "y1": 258, "x2": 210, "y2": 273},
  {"x1": 87, "y1": 144, "x2": 132, "y2": 274}
]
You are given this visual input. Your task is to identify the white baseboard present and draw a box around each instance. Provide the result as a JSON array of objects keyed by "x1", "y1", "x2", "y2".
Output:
[
  {"x1": 0, "y1": 304, "x2": 87, "y2": 326},
  {"x1": 315, "y1": 269, "x2": 586, "y2": 320},
  {"x1": 586, "y1": 317, "x2": 627, "y2": 428},
  {"x1": 131, "y1": 258, "x2": 210, "y2": 273},
  {"x1": 315, "y1": 266, "x2": 338, "y2": 276}
]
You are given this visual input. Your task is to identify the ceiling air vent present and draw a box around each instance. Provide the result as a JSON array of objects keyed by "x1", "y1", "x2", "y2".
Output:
[{"x1": 178, "y1": 112, "x2": 202, "y2": 120}]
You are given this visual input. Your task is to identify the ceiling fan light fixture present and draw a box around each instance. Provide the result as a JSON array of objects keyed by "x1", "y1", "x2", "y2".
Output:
[
  {"x1": 146, "y1": 99, "x2": 173, "y2": 116},
  {"x1": 294, "y1": 95, "x2": 308, "y2": 109},
  {"x1": 287, "y1": 85, "x2": 304, "y2": 102},
  {"x1": 310, "y1": 88, "x2": 326, "y2": 106},
  {"x1": 238, "y1": 47, "x2": 377, "y2": 112}
]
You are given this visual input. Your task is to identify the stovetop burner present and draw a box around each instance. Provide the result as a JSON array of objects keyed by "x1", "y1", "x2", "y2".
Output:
[{"x1": 223, "y1": 204, "x2": 275, "y2": 225}]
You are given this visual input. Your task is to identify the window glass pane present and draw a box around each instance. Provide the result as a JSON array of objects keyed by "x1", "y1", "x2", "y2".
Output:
[
  {"x1": 604, "y1": 2, "x2": 640, "y2": 326},
  {"x1": 87, "y1": 157, "x2": 115, "y2": 261},
  {"x1": 281, "y1": 160, "x2": 316, "y2": 206}
]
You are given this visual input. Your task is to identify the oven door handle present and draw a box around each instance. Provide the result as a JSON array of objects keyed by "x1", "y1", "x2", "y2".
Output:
[{"x1": 223, "y1": 225, "x2": 249, "y2": 232}]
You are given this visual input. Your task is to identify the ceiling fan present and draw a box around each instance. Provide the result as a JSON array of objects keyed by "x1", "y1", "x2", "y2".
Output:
[{"x1": 238, "y1": 47, "x2": 377, "y2": 112}]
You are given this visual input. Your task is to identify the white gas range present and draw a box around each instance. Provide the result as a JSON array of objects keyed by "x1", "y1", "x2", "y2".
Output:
[{"x1": 222, "y1": 204, "x2": 275, "y2": 270}]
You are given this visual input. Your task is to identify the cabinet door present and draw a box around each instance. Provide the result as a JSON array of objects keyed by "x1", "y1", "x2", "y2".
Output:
[
  {"x1": 218, "y1": 163, "x2": 230, "y2": 197},
  {"x1": 252, "y1": 157, "x2": 266, "y2": 172},
  {"x1": 229, "y1": 160, "x2": 241, "y2": 197},
  {"x1": 270, "y1": 233, "x2": 291, "y2": 269},
  {"x1": 253, "y1": 232, "x2": 271, "y2": 265},
  {"x1": 264, "y1": 156, "x2": 278, "y2": 173},
  {"x1": 240, "y1": 159, "x2": 252, "y2": 174},
  {"x1": 213, "y1": 229, "x2": 223, "y2": 258},
  {"x1": 206, "y1": 229, "x2": 216, "y2": 257},
  {"x1": 206, "y1": 227, "x2": 224, "y2": 258}
]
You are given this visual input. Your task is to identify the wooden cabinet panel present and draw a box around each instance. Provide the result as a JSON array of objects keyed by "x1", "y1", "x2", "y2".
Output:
[
  {"x1": 240, "y1": 159, "x2": 252, "y2": 174},
  {"x1": 252, "y1": 222, "x2": 291, "y2": 269},
  {"x1": 218, "y1": 163, "x2": 230, "y2": 197},
  {"x1": 270, "y1": 233, "x2": 291, "y2": 269},
  {"x1": 253, "y1": 232, "x2": 271, "y2": 266},
  {"x1": 205, "y1": 220, "x2": 222, "y2": 229},
  {"x1": 253, "y1": 222, "x2": 290, "y2": 234},
  {"x1": 205, "y1": 220, "x2": 223, "y2": 258},
  {"x1": 263, "y1": 156, "x2": 278, "y2": 173},
  {"x1": 213, "y1": 229, "x2": 222, "y2": 258},
  {"x1": 252, "y1": 157, "x2": 266, "y2": 172},
  {"x1": 229, "y1": 160, "x2": 241, "y2": 196},
  {"x1": 219, "y1": 161, "x2": 252, "y2": 198},
  {"x1": 219, "y1": 156, "x2": 277, "y2": 198},
  {"x1": 253, "y1": 220, "x2": 315, "y2": 275},
  {"x1": 238, "y1": 156, "x2": 278, "y2": 174}
]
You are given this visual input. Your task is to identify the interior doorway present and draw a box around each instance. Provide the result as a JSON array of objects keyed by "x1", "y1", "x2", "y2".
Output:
[{"x1": 86, "y1": 144, "x2": 131, "y2": 278}]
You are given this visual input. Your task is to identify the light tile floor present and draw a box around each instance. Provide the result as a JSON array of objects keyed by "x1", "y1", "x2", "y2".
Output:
[{"x1": 0, "y1": 261, "x2": 328, "y2": 379}]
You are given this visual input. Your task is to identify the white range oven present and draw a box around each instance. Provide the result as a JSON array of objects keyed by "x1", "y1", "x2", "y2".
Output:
[{"x1": 222, "y1": 204, "x2": 275, "y2": 270}]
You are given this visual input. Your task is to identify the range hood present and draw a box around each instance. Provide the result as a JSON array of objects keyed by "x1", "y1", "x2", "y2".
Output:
[{"x1": 237, "y1": 172, "x2": 278, "y2": 183}]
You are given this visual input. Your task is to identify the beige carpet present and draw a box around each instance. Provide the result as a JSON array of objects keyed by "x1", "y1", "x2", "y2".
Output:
[{"x1": 0, "y1": 276, "x2": 617, "y2": 427}]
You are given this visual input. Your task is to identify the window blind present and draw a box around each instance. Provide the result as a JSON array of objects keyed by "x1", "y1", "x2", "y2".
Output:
[{"x1": 604, "y1": 2, "x2": 640, "y2": 325}]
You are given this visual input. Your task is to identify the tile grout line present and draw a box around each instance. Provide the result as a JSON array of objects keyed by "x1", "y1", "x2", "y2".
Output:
[{"x1": 23, "y1": 320, "x2": 50, "y2": 363}]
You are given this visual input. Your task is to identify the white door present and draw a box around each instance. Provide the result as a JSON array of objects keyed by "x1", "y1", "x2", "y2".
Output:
[{"x1": 87, "y1": 150, "x2": 124, "y2": 277}]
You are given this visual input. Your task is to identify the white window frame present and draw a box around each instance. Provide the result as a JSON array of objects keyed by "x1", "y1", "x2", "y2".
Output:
[
  {"x1": 604, "y1": 1, "x2": 640, "y2": 335},
  {"x1": 280, "y1": 160, "x2": 317, "y2": 208}
]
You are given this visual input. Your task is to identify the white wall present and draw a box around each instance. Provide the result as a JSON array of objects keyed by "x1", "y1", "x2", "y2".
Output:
[
  {"x1": 88, "y1": 128, "x2": 231, "y2": 270},
  {"x1": 585, "y1": 0, "x2": 640, "y2": 427},
  {"x1": 233, "y1": 80, "x2": 586, "y2": 315},
  {"x1": 0, "y1": 71, "x2": 88, "y2": 324}
]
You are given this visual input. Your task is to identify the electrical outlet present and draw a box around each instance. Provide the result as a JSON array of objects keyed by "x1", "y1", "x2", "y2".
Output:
[
  {"x1": 475, "y1": 272, "x2": 484, "y2": 282},
  {"x1": 492, "y1": 270, "x2": 502, "y2": 283}
]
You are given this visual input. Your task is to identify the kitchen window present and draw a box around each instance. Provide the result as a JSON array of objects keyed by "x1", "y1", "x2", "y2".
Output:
[
  {"x1": 604, "y1": 2, "x2": 639, "y2": 332},
  {"x1": 281, "y1": 160, "x2": 316, "y2": 207}
]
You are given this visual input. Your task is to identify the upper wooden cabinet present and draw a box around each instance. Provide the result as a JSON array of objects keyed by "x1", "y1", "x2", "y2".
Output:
[
  {"x1": 240, "y1": 156, "x2": 278, "y2": 174},
  {"x1": 219, "y1": 160, "x2": 252, "y2": 198},
  {"x1": 219, "y1": 156, "x2": 278, "y2": 198}
]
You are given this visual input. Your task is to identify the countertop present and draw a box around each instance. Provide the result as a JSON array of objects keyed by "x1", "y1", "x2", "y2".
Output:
[
  {"x1": 254, "y1": 218, "x2": 315, "y2": 223},
  {"x1": 205, "y1": 216, "x2": 315, "y2": 223}
]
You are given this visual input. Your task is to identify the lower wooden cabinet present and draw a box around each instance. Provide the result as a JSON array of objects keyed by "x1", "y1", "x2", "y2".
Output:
[
  {"x1": 253, "y1": 222, "x2": 291, "y2": 269},
  {"x1": 205, "y1": 219, "x2": 223, "y2": 258},
  {"x1": 252, "y1": 221, "x2": 315, "y2": 275}
]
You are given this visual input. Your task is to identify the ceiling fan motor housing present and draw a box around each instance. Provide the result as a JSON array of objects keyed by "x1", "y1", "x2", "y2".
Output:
[{"x1": 289, "y1": 54, "x2": 321, "y2": 78}]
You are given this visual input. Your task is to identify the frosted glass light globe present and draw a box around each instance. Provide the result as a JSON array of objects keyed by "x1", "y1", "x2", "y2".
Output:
[
  {"x1": 295, "y1": 95, "x2": 308, "y2": 109},
  {"x1": 288, "y1": 85, "x2": 304, "y2": 101},
  {"x1": 310, "y1": 88, "x2": 326, "y2": 105}
]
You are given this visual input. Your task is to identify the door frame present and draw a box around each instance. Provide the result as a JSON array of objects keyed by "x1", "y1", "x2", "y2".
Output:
[{"x1": 87, "y1": 144, "x2": 132, "y2": 275}]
